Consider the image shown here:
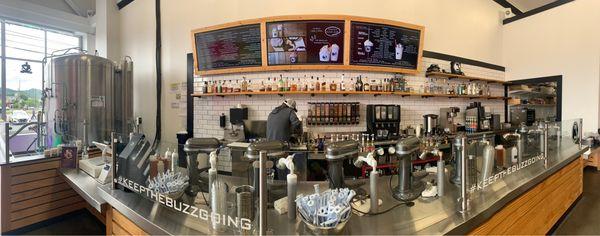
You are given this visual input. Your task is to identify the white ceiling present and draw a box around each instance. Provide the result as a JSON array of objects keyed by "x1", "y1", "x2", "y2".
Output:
[
  {"x1": 22, "y1": 0, "x2": 95, "y2": 16},
  {"x1": 507, "y1": 0, "x2": 557, "y2": 12}
]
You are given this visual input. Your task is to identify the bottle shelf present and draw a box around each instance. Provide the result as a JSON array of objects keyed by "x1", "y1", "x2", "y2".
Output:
[
  {"x1": 191, "y1": 91, "x2": 508, "y2": 100},
  {"x1": 425, "y1": 71, "x2": 505, "y2": 84}
]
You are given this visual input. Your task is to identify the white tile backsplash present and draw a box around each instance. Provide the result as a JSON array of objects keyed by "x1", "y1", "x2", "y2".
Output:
[{"x1": 193, "y1": 59, "x2": 505, "y2": 139}]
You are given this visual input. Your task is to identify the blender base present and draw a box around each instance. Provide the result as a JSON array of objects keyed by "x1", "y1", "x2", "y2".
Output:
[{"x1": 393, "y1": 180, "x2": 425, "y2": 201}]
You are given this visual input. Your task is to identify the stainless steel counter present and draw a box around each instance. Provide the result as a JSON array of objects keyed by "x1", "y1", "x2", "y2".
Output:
[
  {"x1": 92, "y1": 139, "x2": 587, "y2": 235},
  {"x1": 59, "y1": 168, "x2": 107, "y2": 212}
]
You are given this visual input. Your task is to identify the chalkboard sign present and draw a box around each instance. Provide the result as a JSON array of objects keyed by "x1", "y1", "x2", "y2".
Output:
[
  {"x1": 350, "y1": 22, "x2": 421, "y2": 69},
  {"x1": 266, "y1": 21, "x2": 344, "y2": 65},
  {"x1": 194, "y1": 24, "x2": 262, "y2": 71}
]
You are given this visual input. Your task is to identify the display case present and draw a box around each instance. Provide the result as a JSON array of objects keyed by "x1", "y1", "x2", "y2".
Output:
[{"x1": 506, "y1": 76, "x2": 561, "y2": 126}]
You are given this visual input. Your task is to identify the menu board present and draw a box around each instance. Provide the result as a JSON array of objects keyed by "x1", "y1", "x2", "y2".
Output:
[
  {"x1": 194, "y1": 24, "x2": 262, "y2": 71},
  {"x1": 350, "y1": 22, "x2": 421, "y2": 69},
  {"x1": 266, "y1": 21, "x2": 344, "y2": 65}
]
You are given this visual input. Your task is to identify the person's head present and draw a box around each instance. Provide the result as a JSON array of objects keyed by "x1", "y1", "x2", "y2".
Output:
[{"x1": 283, "y1": 99, "x2": 297, "y2": 112}]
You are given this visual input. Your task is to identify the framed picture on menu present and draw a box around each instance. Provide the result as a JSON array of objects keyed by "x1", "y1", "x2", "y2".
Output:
[
  {"x1": 266, "y1": 20, "x2": 345, "y2": 65},
  {"x1": 350, "y1": 21, "x2": 423, "y2": 70}
]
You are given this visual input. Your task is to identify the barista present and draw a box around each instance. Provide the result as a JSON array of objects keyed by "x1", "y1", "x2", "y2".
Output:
[
  {"x1": 266, "y1": 99, "x2": 304, "y2": 179},
  {"x1": 266, "y1": 99, "x2": 302, "y2": 142}
]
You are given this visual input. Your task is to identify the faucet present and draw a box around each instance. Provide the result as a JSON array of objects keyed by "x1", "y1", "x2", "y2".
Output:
[
  {"x1": 354, "y1": 152, "x2": 379, "y2": 213},
  {"x1": 276, "y1": 154, "x2": 297, "y2": 220}
]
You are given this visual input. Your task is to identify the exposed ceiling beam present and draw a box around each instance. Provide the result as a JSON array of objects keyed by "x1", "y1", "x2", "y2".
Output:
[
  {"x1": 492, "y1": 0, "x2": 524, "y2": 15},
  {"x1": 64, "y1": 0, "x2": 85, "y2": 17}
]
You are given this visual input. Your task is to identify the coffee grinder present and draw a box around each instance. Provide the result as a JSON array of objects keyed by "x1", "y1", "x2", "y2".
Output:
[{"x1": 440, "y1": 107, "x2": 460, "y2": 134}]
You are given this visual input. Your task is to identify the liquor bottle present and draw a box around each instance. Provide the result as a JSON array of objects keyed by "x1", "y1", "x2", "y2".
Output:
[
  {"x1": 260, "y1": 80, "x2": 266, "y2": 92},
  {"x1": 303, "y1": 75, "x2": 309, "y2": 91},
  {"x1": 291, "y1": 78, "x2": 298, "y2": 91},
  {"x1": 284, "y1": 76, "x2": 290, "y2": 91},
  {"x1": 210, "y1": 81, "x2": 216, "y2": 93},
  {"x1": 310, "y1": 76, "x2": 315, "y2": 91},
  {"x1": 273, "y1": 77, "x2": 280, "y2": 91},
  {"x1": 233, "y1": 80, "x2": 241, "y2": 93},
  {"x1": 241, "y1": 77, "x2": 248, "y2": 92},
  {"x1": 364, "y1": 77, "x2": 370, "y2": 91},
  {"x1": 321, "y1": 75, "x2": 327, "y2": 91},
  {"x1": 315, "y1": 77, "x2": 321, "y2": 91},
  {"x1": 266, "y1": 77, "x2": 273, "y2": 91},
  {"x1": 348, "y1": 77, "x2": 355, "y2": 91},
  {"x1": 217, "y1": 80, "x2": 222, "y2": 93},
  {"x1": 330, "y1": 77, "x2": 337, "y2": 91},
  {"x1": 355, "y1": 76, "x2": 363, "y2": 91},
  {"x1": 278, "y1": 76, "x2": 285, "y2": 92},
  {"x1": 202, "y1": 81, "x2": 208, "y2": 94},
  {"x1": 340, "y1": 73, "x2": 346, "y2": 91}
]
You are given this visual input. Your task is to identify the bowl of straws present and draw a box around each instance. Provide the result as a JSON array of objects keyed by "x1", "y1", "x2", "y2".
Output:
[
  {"x1": 296, "y1": 187, "x2": 355, "y2": 234},
  {"x1": 148, "y1": 170, "x2": 189, "y2": 200}
]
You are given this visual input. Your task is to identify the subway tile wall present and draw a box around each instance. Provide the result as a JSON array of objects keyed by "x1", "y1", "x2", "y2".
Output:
[{"x1": 193, "y1": 58, "x2": 505, "y2": 140}]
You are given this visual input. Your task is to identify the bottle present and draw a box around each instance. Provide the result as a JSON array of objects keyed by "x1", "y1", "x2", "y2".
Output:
[
  {"x1": 202, "y1": 81, "x2": 208, "y2": 94},
  {"x1": 355, "y1": 76, "x2": 363, "y2": 91},
  {"x1": 291, "y1": 78, "x2": 298, "y2": 91},
  {"x1": 217, "y1": 80, "x2": 222, "y2": 93},
  {"x1": 266, "y1": 77, "x2": 272, "y2": 91},
  {"x1": 206, "y1": 81, "x2": 212, "y2": 94},
  {"x1": 211, "y1": 81, "x2": 216, "y2": 93},
  {"x1": 303, "y1": 75, "x2": 309, "y2": 91},
  {"x1": 284, "y1": 76, "x2": 289, "y2": 91},
  {"x1": 348, "y1": 77, "x2": 355, "y2": 91},
  {"x1": 321, "y1": 75, "x2": 327, "y2": 91},
  {"x1": 330, "y1": 77, "x2": 337, "y2": 91},
  {"x1": 310, "y1": 76, "x2": 315, "y2": 91},
  {"x1": 315, "y1": 77, "x2": 321, "y2": 91},
  {"x1": 260, "y1": 81, "x2": 266, "y2": 92},
  {"x1": 340, "y1": 74, "x2": 346, "y2": 91},
  {"x1": 241, "y1": 77, "x2": 248, "y2": 92},
  {"x1": 234, "y1": 80, "x2": 241, "y2": 93},
  {"x1": 278, "y1": 76, "x2": 285, "y2": 92},
  {"x1": 272, "y1": 77, "x2": 279, "y2": 91},
  {"x1": 364, "y1": 77, "x2": 370, "y2": 91}
]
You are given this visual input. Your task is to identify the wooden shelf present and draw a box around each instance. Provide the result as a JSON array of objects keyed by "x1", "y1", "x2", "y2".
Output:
[
  {"x1": 191, "y1": 91, "x2": 507, "y2": 100},
  {"x1": 426, "y1": 71, "x2": 504, "y2": 84}
]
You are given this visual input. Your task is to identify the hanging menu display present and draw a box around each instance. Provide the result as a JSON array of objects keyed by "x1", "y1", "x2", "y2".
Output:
[
  {"x1": 266, "y1": 20, "x2": 344, "y2": 65},
  {"x1": 194, "y1": 24, "x2": 262, "y2": 71},
  {"x1": 350, "y1": 22, "x2": 421, "y2": 69}
]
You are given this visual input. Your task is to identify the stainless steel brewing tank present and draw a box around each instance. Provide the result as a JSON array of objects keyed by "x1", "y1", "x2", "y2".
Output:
[{"x1": 46, "y1": 54, "x2": 122, "y2": 146}]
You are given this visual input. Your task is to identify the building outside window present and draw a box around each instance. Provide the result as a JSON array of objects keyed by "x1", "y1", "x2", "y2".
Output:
[{"x1": 0, "y1": 20, "x2": 81, "y2": 154}]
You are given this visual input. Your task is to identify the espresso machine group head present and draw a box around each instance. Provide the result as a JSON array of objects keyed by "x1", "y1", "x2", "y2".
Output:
[
  {"x1": 326, "y1": 140, "x2": 360, "y2": 189},
  {"x1": 393, "y1": 136, "x2": 426, "y2": 201}
]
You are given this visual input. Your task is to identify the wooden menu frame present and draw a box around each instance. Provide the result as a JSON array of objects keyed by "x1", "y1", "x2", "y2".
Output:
[{"x1": 191, "y1": 15, "x2": 425, "y2": 76}]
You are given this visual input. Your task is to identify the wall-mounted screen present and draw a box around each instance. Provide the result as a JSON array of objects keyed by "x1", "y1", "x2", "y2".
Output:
[
  {"x1": 194, "y1": 24, "x2": 262, "y2": 71},
  {"x1": 350, "y1": 22, "x2": 421, "y2": 69},
  {"x1": 266, "y1": 20, "x2": 344, "y2": 65}
]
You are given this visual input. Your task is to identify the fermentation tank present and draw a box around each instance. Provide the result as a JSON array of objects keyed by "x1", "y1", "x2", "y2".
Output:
[{"x1": 45, "y1": 53, "x2": 133, "y2": 147}]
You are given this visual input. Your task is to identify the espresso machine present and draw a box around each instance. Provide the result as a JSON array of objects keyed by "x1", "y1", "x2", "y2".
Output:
[
  {"x1": 367, "y1": 105, "x2": 401, "y2": 140},
  {"x1": 440, "y1": 107, "x2": 460, "y2": 134},
  {"x1": 393, "y1": 136, "x2": 426, "y2": 201}
]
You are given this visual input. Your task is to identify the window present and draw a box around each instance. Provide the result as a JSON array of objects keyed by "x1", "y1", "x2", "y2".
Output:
[{"x1": 0, "y1": 19, "x2": 81, "y2": 154}]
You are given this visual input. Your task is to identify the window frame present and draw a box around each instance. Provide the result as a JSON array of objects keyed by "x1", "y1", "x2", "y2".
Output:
[{"x1": 0, "y1": 18, "x2": 82, "y2": 121}]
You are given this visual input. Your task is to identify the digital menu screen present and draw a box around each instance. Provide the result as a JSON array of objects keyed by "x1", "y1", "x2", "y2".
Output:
[
  {"x1": 194, "y1": 24, "x2": 262, "y2": 71},
  {"x1": 350, "y1": 22, "x2": 421, "y2": 69},
  {"x1": 266, "y1": 20, "x2": 344, "y2": 65}
]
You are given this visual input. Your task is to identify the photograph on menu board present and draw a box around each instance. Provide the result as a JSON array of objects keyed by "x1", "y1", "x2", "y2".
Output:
[
  {"x1": 350, "y1": 22, "x2": 421, "y2": 69},
  {"x1": 194, "y1": 24, "x2": 262, "y2": 71},
  {"x1": 267, "y1": 20, "x2": 344, "y2": 65}
]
